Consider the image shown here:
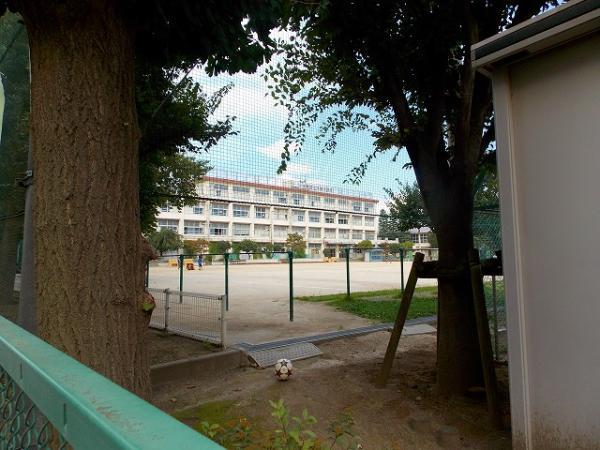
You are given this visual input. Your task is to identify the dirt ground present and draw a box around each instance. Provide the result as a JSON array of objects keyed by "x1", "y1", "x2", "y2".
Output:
[
  {"x1": 147, "y1": 329, "x2": 219, "y2": 365},
  {"x1": 153, "y1": 332, "x2": 511, "y2": 449}
]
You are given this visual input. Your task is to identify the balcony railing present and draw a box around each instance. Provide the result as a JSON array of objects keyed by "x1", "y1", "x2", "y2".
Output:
[{"x1": 0, "y1": 315, "x2": 221, "y2": 449}]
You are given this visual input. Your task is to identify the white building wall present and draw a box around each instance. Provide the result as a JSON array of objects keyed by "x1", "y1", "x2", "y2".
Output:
[
  {"x1": 156, "y1": 178, "x2": 379, "y2": 256},
  {"x1": 493, "y1": 32, "x2": 600, "y2": 448}
]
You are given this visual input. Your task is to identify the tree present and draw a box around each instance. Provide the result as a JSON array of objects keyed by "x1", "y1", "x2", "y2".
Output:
[
  {"x1": 238, "y1": 239, "x2": 259, "y2": 253},
  {"x1": 0, "y1": 0, "x2": 282, "y2": 397},
  {"x1": 387, "y1": 182, "x2": 431, "y2": 233},
  {"x1": 355, "y1": 240, "x2": 374, "y2": 251},
  {"x1": 209, "y1": 241, "x2": 230, "y2": 255},
  {"x1": 389, "y1": 242, "x2": 412, "y2": 254},
  {"x1": 184, "y1": 238, "x2": 210, "y2": 255},
  {"x1": 147, "y1": 229, "x2": 182, "y2": 256},
  {"x1": 0, "y1": 13, "x2": 28, "y2": 307},
  {"x1": 137, "y1": 67, "x2": 234, "y2": 233},
  {"x1": 269, "y1": 1, "x2": 554, "y2": 395},
  {"x1": 285, "y1": 233, "x2": 306, "y2": 258}
]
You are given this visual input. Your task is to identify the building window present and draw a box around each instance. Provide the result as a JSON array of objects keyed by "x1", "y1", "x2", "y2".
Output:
[
  {"x1": 255, "y1": 188, "x2": 270, "y2": 199},
  {"x1": 352, "y1": 215, "x2": 362, "y2": 226},
  {"x1": 293, "y1": 210, "x2": 305, "y2": 222},
  {"x1": 421, "y1": 233, "x2": 429, "y2": 243},
  {"x1": 352, "y1": 202, "x2": 362, "y2": 212},
  {"x1": 292, "y1": 226, "x2": 305, "y2": 237},
  {"x1": 274, "y1": 191, "x2": 288, "y2": 204},
  {"x1": 160, "y1": 203, "x2": 171, "y2": 213},
  {"x1": 324, "y1": 228, "x2": 336, "y2": 239},
  {"x1": 254, "y1": 225, "x2": 270, "y2": 237},
  {"x1": 184, "y1": 220, "x2": 203, "y2": 235},
  {"x1": 232, "y1": 185, "x2": 250, "y2": 195},
  {"x1": 338, "y1": 215, "x2": 349, "y2": 225},
  {"x1": 211, "y1": 183, "x2": 227, "y2": 197},
  {"x1": 211, "y1": 203, "x2": 228, "y2": 216},
  {"x1": 158, "y1": 219, "x2": 178, "y2": 232},
  {"x1": 309, "y1": 212, "x2": 321, "y2": 223},
  {"x1": 255, "y1": 206, "x2": 268, "y2": 219},
  {"x1": 209, "y1": 222, "x2": 228, "y2": 236},
  {"x1": 411, "y1": 233, "x2": 420, "y2": 243},
  {"x1": 274, "y1": 226, "x2": 288, "y2": 238},
  {"x1": 339, "y1": 229, "x2": 349, "y2": 239},
  {"x1": 192, "y1": 203, "x2": 203, "y2": 215},
  {"x1": 364, "y1": 203, "x2": 374, "y2": 213},
  {"x1": 233, "y1": 223, "x2": 250, "y2": 236},
  {"x1": 324, "y1": 213, "x2": 335, "y2": 224},
  {"x1": 292, "y1": 193, "x2": 304, "y2": 206},
  {"x1": 365, "y1": 231, "x2": 375, "y2": 240},
  {"x1": 274, "y1": 209, "x2": 288, "y2": 220},
  {"x1": 364, "y1": 216, "x2": 374, "y2": 227},
  {"x1": 338, "y1": 199, "x2": 349, "y2": 209},
  {"x1": 352, "y1": 230, "x2": 363, "y2": 240},
  {"x1": 309, "y1": 228, "x2": 321, "y2": 238},
  {"x1": 308, "y1": 195, "x2": 320, "y2": 207},
  {"x1": 324, "y1": 197, "x2": 335, "y2": 206},
  {"x1": 233, "y1": 204, "x2": 250, "y2": 218}
]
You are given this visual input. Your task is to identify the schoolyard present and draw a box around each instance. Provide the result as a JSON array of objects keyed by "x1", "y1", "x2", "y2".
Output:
[{"x1": 148, "y1": 261, "x2": 436, "y2": 344}]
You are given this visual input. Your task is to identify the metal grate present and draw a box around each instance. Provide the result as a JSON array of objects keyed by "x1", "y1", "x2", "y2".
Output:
[
  {"x1": 148, "y1": 288, "x2": 226, "y2": 346},
  {"x1": 0, "y1": 367, "x2": 68, "y2": 450},
  {"x1": 246, "y1": 342, "x2": 322, "y2": 368}
]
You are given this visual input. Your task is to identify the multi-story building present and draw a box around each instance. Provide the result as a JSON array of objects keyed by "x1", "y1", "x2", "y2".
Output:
[{"x1": 156, "y1": 176, "x2": 379, "y2": 257}]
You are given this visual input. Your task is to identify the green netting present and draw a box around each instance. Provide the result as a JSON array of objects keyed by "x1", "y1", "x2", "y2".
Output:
[{"x1": 473, "y1": 208, "x2": 502, "y2": 259}]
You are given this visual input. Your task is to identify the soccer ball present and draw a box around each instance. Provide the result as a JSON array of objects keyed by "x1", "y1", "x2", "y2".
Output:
[{"x1": 274, "y1": 358, "x2": 293, "y2": 381}]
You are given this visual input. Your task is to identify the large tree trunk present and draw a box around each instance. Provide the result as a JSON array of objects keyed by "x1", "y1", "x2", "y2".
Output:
[
  {"x1": 21, "y1": 1, "x2": 152, "y2": 397},
  {"x1": 422, "y1": 177, "x2": 483, "y2": 396}
]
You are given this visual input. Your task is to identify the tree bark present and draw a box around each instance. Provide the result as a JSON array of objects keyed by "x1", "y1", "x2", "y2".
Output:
[
  {"x1": 21, "y1": 1, "x2": 152, "y2": 397},
  {"x1": 423, "y1": 177, "x2": 483, "y2": 396}
]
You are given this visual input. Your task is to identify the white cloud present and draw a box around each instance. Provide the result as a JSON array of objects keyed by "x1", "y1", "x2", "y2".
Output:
[
  {"x1": 257, "y1": 139, "x2": 299, "y2": 161},
  {"x1": 286, "y1": 162, "x2": 312, "y2": 175}
]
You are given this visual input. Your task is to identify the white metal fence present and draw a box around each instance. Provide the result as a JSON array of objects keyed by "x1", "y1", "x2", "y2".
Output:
[{"x1": 148, "y1": 288, "x2": 226, "y2": 347}]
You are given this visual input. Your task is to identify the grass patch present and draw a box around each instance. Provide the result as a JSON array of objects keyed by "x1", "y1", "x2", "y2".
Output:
[
  {"x1": 297, "y1": 281, "x2": 503, "y2": 323},
  {"x1": 297, "y1": 286, "x2": 438, "y2": 323}
]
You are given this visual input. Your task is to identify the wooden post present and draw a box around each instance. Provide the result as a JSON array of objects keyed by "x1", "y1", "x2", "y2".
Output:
[
  {"x1": 376, "y1": 252, "x2": 425, "y2": 388},
  {"x1": 468, "y1": 249, "x2": 502, "y2": 429}
]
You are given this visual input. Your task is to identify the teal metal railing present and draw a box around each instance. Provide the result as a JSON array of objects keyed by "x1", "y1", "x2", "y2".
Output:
[{"x1": 0, "y1": 315, "x2": 221, "y2": 449}]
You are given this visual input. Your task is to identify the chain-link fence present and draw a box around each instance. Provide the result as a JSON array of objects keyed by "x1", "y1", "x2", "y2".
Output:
[
  {"x1": 473, "y1": 207, "x2": 506, "y2": 361},
  {"x1": 148, "y1": 288, "x2": 226, "y2": 347}
]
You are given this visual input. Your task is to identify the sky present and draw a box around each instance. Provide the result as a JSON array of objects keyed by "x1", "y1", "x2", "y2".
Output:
[{"x1": 191, "y1": 57, "x2": 416, "y2": 209}]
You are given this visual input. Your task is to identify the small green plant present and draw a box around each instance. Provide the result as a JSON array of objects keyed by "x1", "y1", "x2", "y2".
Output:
[{"x1": 195, "y1": 399, "x2": 360, "y2": 449}]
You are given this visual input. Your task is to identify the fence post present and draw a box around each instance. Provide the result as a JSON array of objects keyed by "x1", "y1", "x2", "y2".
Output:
[
  {"x1": 400, "y1": 249, "x2": 405, "y2": 294},
  {"x1": 178, "y1": 254, "x2": 184, "y2": 303},
  {"x1": 345, "y1": 247, "x2": 350, "y2": 298},
  {"x1": 224, "y1": 253, "x2": 229, "y2": 311},
  {"x1": 288, "y1": 251, "x2": 294, "y2": 322},
  {"x1": 220, "y1": 294, "x2": 227, "y2": 348},
  {"x1": 164, "y1": 288, "x2": 170, "y2": 332},
  {"x1": 492, "y1": 274, "x2": 499, "y2": 360}
]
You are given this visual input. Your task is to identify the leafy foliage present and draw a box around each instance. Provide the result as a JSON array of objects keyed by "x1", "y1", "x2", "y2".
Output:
[
  {"x1": 147, "y1": 228, "x2": 182, "y2": 255},
  {"x1": 355, "y1": 240, "x2": 374, "y2": 251},
  {"x1": 209, "y1": 240, "x2": 230, "y2": 255},
  {"x1": 183, "y1": 238, "x2": 210, "y2": 254},
  {"x1": 267, "y1": 0, "x2": 554, "y2": 237},
  {"x1": 137, "y1": 66, "x2": 235, "y2": 233},
  {"x1": 387, "y1": 181, "x2": 430, "y2": 232},
  {"x1": 285, "y1": 232, "x2": 306, "y2": 258},
  {"x1": 196, "y1": 399, "x2": 359, "y2": 449}
]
